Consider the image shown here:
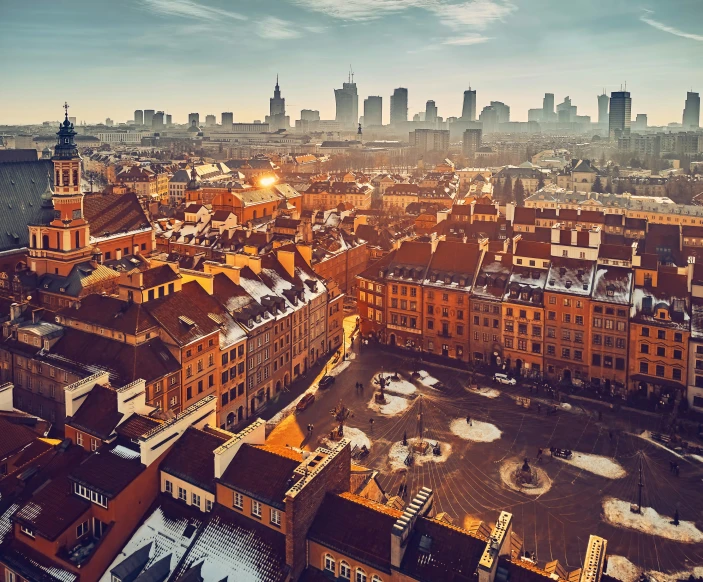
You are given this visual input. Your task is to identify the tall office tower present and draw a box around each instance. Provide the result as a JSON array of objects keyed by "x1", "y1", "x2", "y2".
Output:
[
  {"x1": 165, "y1": 114, "x2": 172, "y2": 126},
  {"x1": 609, "y1": 91, "x2": 631, "y2": 140},
  {"x1": 462, "y1": 128, "x2": 482, "y2": 157},
  {"x1": 152, "y1": 111, "x2": 165, "y2": 129},
  {"x1": 134, "y1": 110, "x2": 144, "y2": 125},
  {"x1": 598, "y1": 92, "x2": 609, "y2": 127},
  {"x1": 335, "y1": 71, "x2": 359, "y2": 129},
  {"x1": 205, "y1": 114, "x2": 216, "y2": 127},
  {"x1": 363, "y1": 96, "x2": 383, "y2": 127},
  {"x1": 188, "y1": 113, "x2": 200, "y2": 127},
  {"x1": 265, "y1": 76, "x2": 290, "y2": 131},
  {"x1": 489, "y1": 101, "x2": 510, "y2": 124},
  {"x1": 105, "y1": 118, "x2": 114, "y2": 127},
  {"x1": 221, "y1": 112, "x2": 233, "y2": 128},
  {"x1": 461, "y1": 88, "x2": 477, "y2": 121},
  {"x1": 542, "y1": 93, "x2": 555, "y2": 122},
  {"x1": 425, "y1": 100, "x2": 438, "y2": 125},
  {"x1": 479, "y1": 106, "x2": 499, "y2": 133},
  {"x1": 633, "y1": 113, "x2": 648, "y2": 132},
  {"x1": 143, "y1": 110, "x2": 155, "y2": 126},
  {"x1": 556, "y1": 96, "x2": 577, "y2": 123},
  {"x1": 683, "y1": 91, "x2": 701, "y2": 129},
  {"x1": 390, "y1": 88, "x2": 408, "y2": 127},
  {"x1": 301, "y1": 109, "x2": 320, "y2": 122}
]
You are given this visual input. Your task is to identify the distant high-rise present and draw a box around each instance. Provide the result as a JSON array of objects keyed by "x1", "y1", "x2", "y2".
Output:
[
  {"x1": 409, "y1": 129, "x2": 449, "y2": 154},
  {"x1": 462, "y1": 128, "x2": 482, "y2": 157},
  {"x1": 489, "y1": 101, "x2": 510, "y2": 124},
  {"x1": 205, "y1": 114, "x2": 216, "y2": 127},
  {"x1": 334, "y1": 71, "x2": 359, "y2": 129},
  {"x1": 556, "y1": 96, "x2": 577, "y2": 123},
  {"x1": 143, "y1": 110, "x2": 155, "y2": 126},
  {"x1": 165, "y1": 114, "x2": 172, "y2": 126},
  {"x1": 479, "y1": 106, "x2": 499, "y2": 133},
  {"x1": 609, "y1": 91, "x2": 631, "y2": 140},
  {"x1": 461, "y1": 88, "x2": 477, "y2": 121},
  {"x1": 633, "y1": 113, "x2": 648, "y2": 132},
  {"x1": 363, "y1": 96, "x2": 382, "y2": 127},
  {"x1": 134, "y1": 110, "x2": 144, "y2": 125},
  {"x1": 188, "y1": 113, "x2": 200, "y2": 127},
  {"x1": 265, "y1": 76, "x2": 290, "y2": 131},
  {"x1": 390, "y1": 88, "x2": 408, "y2": 127},
  {"x1": 152, "y1": 111, "x2": 165, "y2": 129},
  {"x1": 222, "y1": 112, "x2": 234, "y2": 128},
  {"x1": 683, "y1": 91, "x2": 701, "y2": 129},
  {"x1": 425, "y1": 100, "x2": 438, "y2": 126},
  {"x1": 301, "y1": 110, "x2": 320, "y2": 122},
  {"x1": 542, "y1": 93, "x2": 554, "y2": 122},
  {"x1": 597, "y1": 92, "x2": 609, "y2": 127}
]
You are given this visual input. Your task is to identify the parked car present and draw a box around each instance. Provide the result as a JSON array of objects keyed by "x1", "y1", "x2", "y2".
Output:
[
  {"x1": 493, "y1": 373, "x2": 517, "y2": 386},
  {"x1": 296, "y1": 393, "x2": 315, "y2": 412},
  {"x1": 319, "y1": 375, "x2": 336, "y2": 389},
  {"x1": 571, "y1": 378, "x2": 585, "y2": 388}
]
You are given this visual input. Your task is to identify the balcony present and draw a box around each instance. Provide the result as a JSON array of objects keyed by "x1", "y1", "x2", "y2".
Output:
[
  {"x1": 438, "y1": 330, "x2": 452, "y2": 338},
  {"x1": 57, "y1": 522, "x2": 112, "y2": 567}
]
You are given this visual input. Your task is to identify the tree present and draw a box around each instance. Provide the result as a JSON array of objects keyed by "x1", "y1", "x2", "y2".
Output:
[
  {"x1": 502, "y1": 175, "x2": 513, "y2": 203},
  {"x1": 513, "y1": 178, "x2": 525, "y2": 207},
  {"x1": 537, "y1": 173, "x2": 545, "y2": 190},
  {"x1": 616, "y1": 180, "x2": 626, "y2": 195},
  {"x1": 605, "y1": 178, "x2": 613, "y2": 194},
  {"x1": 592, "y1": 175, "x2": 604, "y2": 193}
]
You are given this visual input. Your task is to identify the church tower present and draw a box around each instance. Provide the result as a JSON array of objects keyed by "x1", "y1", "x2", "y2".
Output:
[{"x1": 28, "y1": 103, "x2": 92, "y2": 276}]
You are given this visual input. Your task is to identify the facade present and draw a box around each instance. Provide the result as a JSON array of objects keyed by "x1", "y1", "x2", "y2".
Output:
[
  {"x1": 335, "y1": 79, "x2": 359, "y2": 129},
  {"x1": 409, "y1": 129, "x2": 449, "y2": 154},
  {"x1": 461, "y1": 88, "x2": 477, "y2": 121},
  {"x1": 303, "y1": 181, "x2": 373, "y2": 211},
  {"x1": 363, "y1": 96, "x2": 383, "y2": 127},
  {"x1": 609, "y1": 90, "x2": 632, "y2": 140},
  {"x1": 390, "y1": 87, "x2": 408, "y2": 127},
  {"x1": 462, "y1": 128, "x2": 482, "y2": 157},
  {"x1": 683, "y1": 91, "x2": 700, "y2": 130}
]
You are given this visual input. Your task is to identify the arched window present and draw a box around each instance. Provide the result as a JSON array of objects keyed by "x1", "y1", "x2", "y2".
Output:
[
  {"x1": 31, "y1": 234, "x2": 37, "y2": 249},
  {"x1": 371, "y1": 576, "x2": 383, "y2": 582},
  {"x1": 56, "y1": 170, "x2": 60, "y2": 185},
  {"x1": 226, "y1": 412, "x2": 235, "y2": 425},
  {"x1": 339, "y1": 561, "x2": 351, "y2": 580},
  {"x1": 323, "y1": 554, "x2": 335, "y2": 574},
  {"x1": 75, "y1": 231, "x2": 80, "y2": 249},
  {"x1": 356, "y1": 568, "x2": 367, "y2": 582}
]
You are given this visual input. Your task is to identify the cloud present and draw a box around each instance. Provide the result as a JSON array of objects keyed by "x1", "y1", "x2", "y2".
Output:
[
  {"x1": 290, "y1": 0, "x2": 420, "y2": 21},
  {"x1": 443, "y1": 34, "x2": 492, "y2": 45},
  {"x1": 256, "y1": 16, "x2": 303, "y2": 39},
  {"x1": 433, "y1": 0, "x2": 516, "y2": 31},
  {"x1": 141, "y1": 0, "x2": 247, "y2": 22},
  {"x1": 640, "y1": 9, "x2": 703, "y2": 42}
]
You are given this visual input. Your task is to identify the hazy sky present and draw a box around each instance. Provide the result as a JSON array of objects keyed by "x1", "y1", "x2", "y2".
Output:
[{"x1": 1, "y1": 0, "x2": 701, "y2": 126}]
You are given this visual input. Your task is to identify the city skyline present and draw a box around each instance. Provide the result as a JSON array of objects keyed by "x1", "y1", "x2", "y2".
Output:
[{"x1": 1, "y1": 0, "x2": 702, "y2": 125}]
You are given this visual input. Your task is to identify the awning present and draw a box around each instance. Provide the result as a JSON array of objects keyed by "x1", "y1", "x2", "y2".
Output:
[{"x1": 630, "y1": 374, "x2": 685, "y2": 390}]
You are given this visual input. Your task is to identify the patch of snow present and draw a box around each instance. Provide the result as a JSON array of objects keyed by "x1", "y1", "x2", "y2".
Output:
[
  {"x1": 605, "y1": 556, "x2": 640, "y2": 582},
  {"x1": 688, "y1": 454, "x2": 703, "y2": 463},
  {"x1": 450, "y1": 418, "x2": 502, "y2": 443},
  {"x1": 560, "y1": 403, "x2": 572, "y2": 410},
  {"x1": 602, "y1": 497, "x2": 703, "y2": 543},
  {"x1": 417, "y1": 370, "x2": 440, "y2": 387},
  {"x1": 499, "y1": 459, "x2": 552, "y2": 496},
  {"x1": 554, "y1": 452, "x2": 626, "y2": 479},
  {"x1": 387, "y1": 439, "x2": 452, "y2": 472},
  {"x1": 329, "y1": 360, "x2": 351, "y2": 377},
  {"x1": 323, "y1": 427, "x2": 370, "y2": 452},
  {"x1": 632, "y1": 431, "x2": 684, "y2": 459},
  {"x1": 385, "y1": 377, "x2": 417, "y2": 395},
  {"x1": 368, "y1": 394, "x2": 410, "y2": 416},
  {"x1": 467, "y1": 387, "x2": 500, "y2": 399}
]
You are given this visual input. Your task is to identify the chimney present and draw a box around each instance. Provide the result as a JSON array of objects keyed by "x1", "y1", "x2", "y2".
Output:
[
  {"x1": 478, "y1": 512, "x2": 513, "y2": 582},
  {"x1": 277, "y1": 250, "x2": 296, "y2": 278},
  {"x1": 579, "y1": 536, "x2": 607, "y2": 582},
  {"x1": 295, "y1": 244, "x2": 312, "y2": 267},
  {"x1": 9, "y1": 303, "x2": 24, "y2": 323},
  {"x1": 391, "y1": 487, "x2": 434, "y2": 568}
]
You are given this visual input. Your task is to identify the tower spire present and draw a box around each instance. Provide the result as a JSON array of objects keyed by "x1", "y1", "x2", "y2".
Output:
[{"x1": 63, "y1": 101, "x2": 70, "y2": 121}]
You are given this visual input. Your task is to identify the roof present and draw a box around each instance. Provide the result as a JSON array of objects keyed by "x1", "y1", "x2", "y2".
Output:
[
  {"x1": 545, "y1": 258, "x2": 596, "y2": 296},
  {"x1": 218, "y1": 444, "x2": 302, "y2": 509},
  {"x1": 0, "y1": 417, "x2": 38, "y2": 461},
  {"x1": 599, "y1": 243, "x2": 632, "y2": 262},
  {"x1": 425, "y1": 241, "x2": 482, "y2": 287},
  {"x1": 83, "y1": 192, "x2": 151, "y2": 240},
  {"x1": 141, "y1": 265, "x2": 180, "y2": 289},
  {"x1": 0, "y1": 160, "x2": 54, "y2": 252},
  {"x1": 67, "y1": 384, "x2": 122, "y2": 441},
  {"x1": 70, "y1": 445, "x2": 145, "y2": 498},
  {"x1": 514, "y1": 240, "x2": 551, "y2": 260},
  {"x1": 514, "y1": 207, "x2": 536, "y2": 225},
  {"x1": 592, "y1": 266, "x2": 633, "y2": 305},
  {"x1": 307, "y1": 492, "x2": 401, "y2": 572},
  {"x1": 400, "y1": 517, "x2": 488, "y2": 582},
  {"x1": 59, "y1": 294, "x2": 157, "y2": 335},
  {"x1": 115, "y1": 414, "x2": 162, "y2": 441},
  {"x1": 160, "y1": 427, "x2": 230, "y2": 493},
  {"x1": 37, "y1": 261, "x2": 120, "y2": 298},
  {"x1": 14, "y1": 476, "x2": 90, "y2": 541},
  {"x1": 0, "y1": 149, "x2": 38, "y2": 163}
]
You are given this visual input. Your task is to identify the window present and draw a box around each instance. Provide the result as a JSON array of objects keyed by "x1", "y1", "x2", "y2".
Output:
[
  {"x1": 549, "y1": 296, "x2": 556, "y2": 305},
  {"x1": 574, "y1": 350, "x2": 583, "y2": 361},
  {"x1": 616, "y1": 338, "x2": 626, "y2": 349},
  {"x1": 657, "y1": 329, "x2": 666, "y2": 340},
  {"x1": 372, "y1": 577, "x2": 383, "y2": 582},
  {"x1": 340, "y1": 562, "x2": 351, "y2": 580},
  {"x1": 192, "y1": 493, "x2": 201, "y2": 507},
  {"x1": 655, "y1": 365, "x2": 665, "y2": 377},
  {"x1": 641, "y1": 327, "x2": 650, "y2": 337},
  {"x1": 165, "y1": 480, "x2": 173, "y2": 494},
  {"x1": 592, "y1": 354, "x2": 601, "y2": 366},
  {"x1": 20, "y1": 526, "x2": 34, "y2": 539},
  {"x1": 673, "y1": 369, "x2": 682, "y2": 381},
  {"x1": 76, "y1": 520, "x2": 89, "y2": 538},
  {"x1": 206, "y1": 499, "x2": 213, "y2": 512},
  {"x1": 616, "y1": 358, "x2": 625, "y2": 370},
  {"x1": 547, "y1": 327, "x2": 556, "y2": 338},
  {"x1": 356, "y1": 568, "x2": 367, "y2": 582},
  {"x1": 252, "y1": 500, "x2": 262, "y2": 518},
  {"x1": 5, "y1": 571, "x2": 16, "y2": 582},
  {"x1": 656, "y1": 347, "x2": 666, "y2": 357},
  {"x1": 575, "y1": 316, "x2": 584, "y2": 325},
  {"x1": 563, "y1": 298, "x2": 571, "y2": 307},
  {"x1": 675, "y1": 333, "x2": 683, "y2": 342},
  {"x1": 603, "y1": 356, "x2": 613, "y2": 368},
  {"x1": 593, "y1": 318, "x2": 602, "y2": 328},
  {"x1": 76, "y1": 432, "x2": 83, "y2": 446},
  {"x1": 562, "y1": 348, "x2": 570, "y2": 359},
  {"x1": 271, "y1": 508, "x2": 281, "y2": 526},
  {"x1": 563, "y1": 314, "x2": 571, "y2": 323},
  {"x1": 233, "y1": 492, "x2": 243, "y2": 509},
  {"x1": 178, "y1": 487, "x2": 187, "y2": 501},
  {"x1": 639, "y1": 362, "x2": 649, "y2": 374},
  {"x1": 548, "y1": 311, "x2": 556, "y2": 321},
  {"x1": 674, "y1": 350, "x2": 682, "y2": 360},
  {"x1": 324, "y1": 554, "x2": 336, "y2": 574},
  {"x1": 640, "y1": 344, "x2": 649, "y2": 354}
]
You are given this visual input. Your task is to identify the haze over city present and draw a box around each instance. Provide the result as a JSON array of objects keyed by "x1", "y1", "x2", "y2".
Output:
[{"x1": 2, "y1": 0, "x2": 703, "y2": 124}]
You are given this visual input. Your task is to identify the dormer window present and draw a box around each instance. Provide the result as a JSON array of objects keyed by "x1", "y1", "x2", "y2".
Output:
[{"x1": 658, "y1": 310, "x2": 667, "y2": 320}]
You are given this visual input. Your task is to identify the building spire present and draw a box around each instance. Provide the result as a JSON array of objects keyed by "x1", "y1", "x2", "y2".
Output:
[
  {"x1": 276, "y1": 74, "x2": 279, "y2": 89},
  {"x1": 63, "y1": 101, "x2": 70, "y2": 121}
]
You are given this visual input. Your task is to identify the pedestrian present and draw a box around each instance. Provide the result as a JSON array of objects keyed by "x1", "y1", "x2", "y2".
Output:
[
  {"x1": 466, "y1": 415, "x2": 471, "y2": 425},
  {"x1": 311, "y1": 424, "x2": 314, "y2": 433},
  {"x1": 676, "y1": 464, "x2": 680, "y2": 477},
  {"x1": 537, "y1": 403, "x2": 541, "y2": 414}
]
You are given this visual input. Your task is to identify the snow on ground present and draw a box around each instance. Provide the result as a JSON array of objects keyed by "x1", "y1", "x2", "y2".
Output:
[
  {"x1": 631, "y1": 431, "x2": 685, "y2": 459},
  {"x1": 328, "y1": 360, "x2": 351, "y2": 377},
  {"x1": 387, "y1": 439, "x2": 452, "y2": 472},
  {"x1": 602, "y1": 497, "x2": 703, "y2": 543},
  {"x1": 560, "y1": 403, "x2": 572, "y2": 410},
  {"x1": 553, "y1": 452, "x2": 626, "y2": 479},
  {"x1": 467, "y1": 387, "x2": 501, "y2": 399},
  {"x1": 323, "y1": 427, "x2": 371, "y2": 452},
  {"x1": 688, "y1": 454, "x2": 703, "y2": 464},
  {"x1": 417, "y1": 370, "x2": 440, "y2": 387},
  {"x1": 384, "y1": 377, "x2": 417, "y2": 395},
  {"x1": 368, "y1": 394, "x2": 410, "y2": 416},
  {"x1": 450, "y1": 418, "x2": 502, "y2": 443},
  {"x1": 605, "y1": 555, "x2": 703, "y2": 582},
  {"x1": 499, "y1": 460, "x2": 552, "y2": 495}
]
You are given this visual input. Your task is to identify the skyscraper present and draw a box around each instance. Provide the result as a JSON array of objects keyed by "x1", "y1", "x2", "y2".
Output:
[
  {"x1": 188, "y1": 113, "x2": 200, "y2": 127},
  {"x1": 542, "y1": 93, "x2": 554, "y2": 122},
  {"x1": 479, "y1": 106, "x2": 498, "y2": 133},
  {"x1": 143, "y1": 110, "x2": 155, "y2": 126},
  {"x1": 489, "y1": 101, "x2": 510, "y2": 124},
  {"x1": 390, "y1": 88, "x2": 408, "y2": 127},
  {"x1": 134, "y1": 110, "x2": 144, "y2": 125},
  {"x1": 683, "y1": 91, "x2": 701, "y2": 129},
  {"x1": 363, "y1": 96, "x2": 382, "y2": 127},
  {"x1": 425, "y1": 100, "x2": 438, "y2": 126},
  {"x1": 152, "y1": 111, "x2": 165, "y2": 129},
  {"x1": 165, "y1": 114, "x2": 172, "y2": 126},
  {"x1": 609, "y1": 91, "x2": 631, "y2": 140},
  {"x1": 222, "y1": 112, "x2": 234, "y2": 128},
  {"x1": 597, "y1": 92, "x2": 609, "y2": 128},
  {"x1": 462, "y1": 128, "x2": 482, "y2": 157},
  {"x1": 461, "y1": 88, "x2": 477, "y2": 121},
  {"x1": 265, "y1": 76, "x2": 290, "y2": 131},
  {"x1": 334, "y1": 72, "x2": 359, "y2": 129}
]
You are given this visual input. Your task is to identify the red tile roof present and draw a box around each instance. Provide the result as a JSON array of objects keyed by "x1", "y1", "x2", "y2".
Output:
[
  {"x1": 0, "y1": 417, "x2": 37, "y2": 461},
  {"x1": 67, "y1": 384, "x2": 122, "y2": 440},
  {"x1": 83, "y1": 192, "x2": 150, "y2": 238},
  {"x1": 514, "y1": 207, "x2": 536, "y2": 225},
  {"x1": 115, "y1": 414, "x2": 162, "y2": 440},
  {"x1": 59, "y1": 294, "x2": 157, "y2": 335},
  {"x1": 70, "y1": 446, "x2": 145, "y2": 498},
  {"x1": 515, "y1": 240, "x2": 551, "y2": 260}
]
